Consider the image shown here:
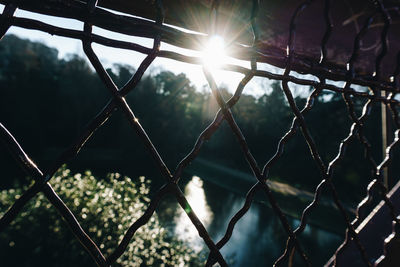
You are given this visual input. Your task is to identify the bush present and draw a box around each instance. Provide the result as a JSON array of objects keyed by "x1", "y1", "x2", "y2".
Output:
[{"x1": 0, "y1": 167, "x2": 201, "y2": 266}]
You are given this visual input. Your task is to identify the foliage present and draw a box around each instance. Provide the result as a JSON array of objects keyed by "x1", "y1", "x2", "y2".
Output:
[
  {"x1": 0, "y1": 34, "x2": 395, "y2": 205},
  {"x1": 0, "y1": 166, "x2": 201, "y2": 266}
]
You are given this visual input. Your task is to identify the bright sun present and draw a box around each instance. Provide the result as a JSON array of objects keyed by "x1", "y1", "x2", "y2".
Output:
[{"x1": 202, "y1": 35, "x2": 226, "y2": 69}]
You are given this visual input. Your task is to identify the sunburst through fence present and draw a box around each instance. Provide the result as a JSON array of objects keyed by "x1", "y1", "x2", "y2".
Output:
[{"x1": 1, "y1": 0, "x2": 400, "y2": 266}]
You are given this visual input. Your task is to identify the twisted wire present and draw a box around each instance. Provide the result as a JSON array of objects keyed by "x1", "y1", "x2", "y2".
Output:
[{"x1": 0, "y1": 0, "x2": 400, "y2": 266}]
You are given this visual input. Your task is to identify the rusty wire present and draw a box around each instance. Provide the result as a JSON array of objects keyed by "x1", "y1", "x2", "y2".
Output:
[{"x1": 1, "y1": 0, "x2": 400, "y2": 266}]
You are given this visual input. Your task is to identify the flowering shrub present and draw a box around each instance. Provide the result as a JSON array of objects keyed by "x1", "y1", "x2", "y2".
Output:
[{"x1": 0, "y1": 166, "x2": 200, "y2": 266}]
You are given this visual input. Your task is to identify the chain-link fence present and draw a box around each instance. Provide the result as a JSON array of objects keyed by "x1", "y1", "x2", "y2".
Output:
[{"x1": 1, "y1": 0, "x2": 400, "y2": 266}]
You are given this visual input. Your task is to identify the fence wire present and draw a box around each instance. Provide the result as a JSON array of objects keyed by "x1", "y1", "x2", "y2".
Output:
[{"x1": 1, "y1": 0, "x2": 400, "y2": 266}]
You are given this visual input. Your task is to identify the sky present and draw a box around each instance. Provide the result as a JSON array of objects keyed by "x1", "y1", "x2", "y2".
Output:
[
  {"x1": 0, "y1": 4, "x2": 279, "y2": 97},
  {"x1": 1, "y1": 3, "x2": 374, "y2": 103}
]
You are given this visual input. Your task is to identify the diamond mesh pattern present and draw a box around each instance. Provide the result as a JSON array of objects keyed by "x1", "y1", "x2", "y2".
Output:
[{"x1": 1, "y1": 0, "x2": 400, "y2": 266}]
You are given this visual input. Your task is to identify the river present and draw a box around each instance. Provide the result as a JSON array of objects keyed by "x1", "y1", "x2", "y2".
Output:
[{"x1": 157, "y1": 175, "x2": 343, "y2": 266}]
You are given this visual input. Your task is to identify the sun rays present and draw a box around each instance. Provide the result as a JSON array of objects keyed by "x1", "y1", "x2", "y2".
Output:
[{"x1": 202, "y1": 35, "x2": 227, "y2": 70}]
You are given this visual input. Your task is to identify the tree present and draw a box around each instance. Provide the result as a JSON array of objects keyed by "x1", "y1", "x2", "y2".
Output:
[{"x1": 0, "y1": 166, "x2": 202, "y2": 266}]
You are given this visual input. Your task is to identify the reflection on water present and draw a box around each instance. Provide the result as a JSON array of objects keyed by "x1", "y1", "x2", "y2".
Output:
[
  {"x1": 170, "y1": 175, "x2": 341, "y2": 266},
  {"x1": 174, "y1": 176, "x2": 213, "y2": 251},
  {"x1": 217, "y1": 199, "x2": 267, "y2": 266}
]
